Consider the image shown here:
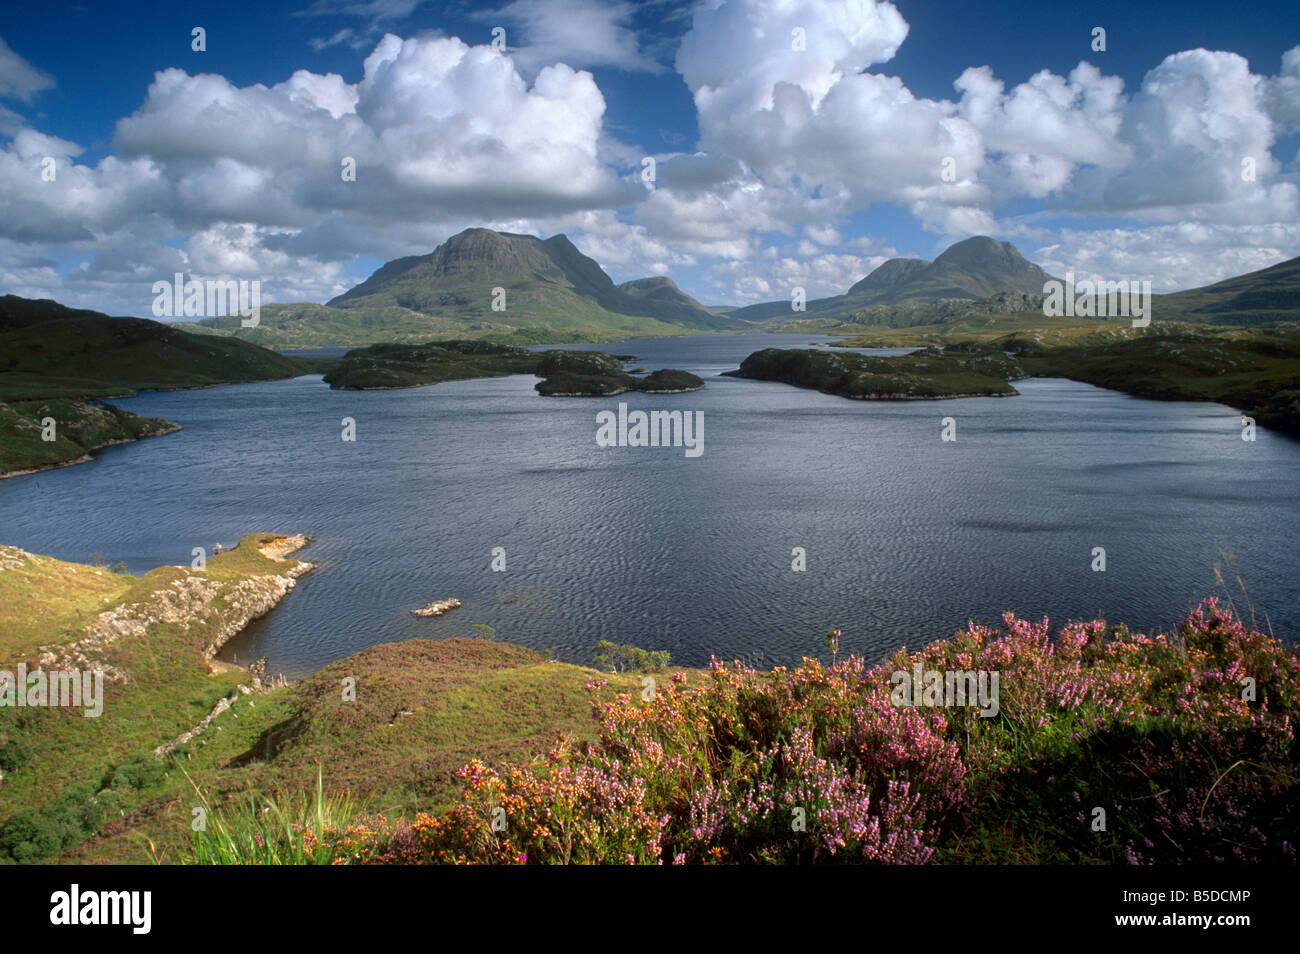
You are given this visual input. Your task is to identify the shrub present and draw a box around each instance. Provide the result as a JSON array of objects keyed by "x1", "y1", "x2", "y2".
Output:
[
  {"x1": 593, "y1": 640, "x2": 670, "y2": 674},
  {"x1": 0, "y1": 736, "x2": 34, "y2": 773}
]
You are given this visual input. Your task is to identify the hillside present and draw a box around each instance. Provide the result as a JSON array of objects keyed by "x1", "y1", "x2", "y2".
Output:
[
  {"x1": 1155, "y1": 253, "x2": 1300, "y2": 325},
  {"x1": 0, "y1": 536, "x2": 644, "y2": 864},
  {"x1": 730, "y1": 236, "x2": 1059, "y2": 324},
  {"x1": 328, "y1": 228, "x2": 740, "y2": 332},
  {"x1": 200, "y1": 229, "x2": 744, "y2": 348},
  {"x1": 0, "y1": 295, "x2": 324, "y2": 475},
  {"x1": 0, "y1": 296, "x2": 304, "y2": 401}
]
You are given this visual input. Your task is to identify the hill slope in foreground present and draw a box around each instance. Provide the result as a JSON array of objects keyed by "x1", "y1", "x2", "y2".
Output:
[{"x1": 0, "y1": 537, "x2": 1294, "y2": 865}]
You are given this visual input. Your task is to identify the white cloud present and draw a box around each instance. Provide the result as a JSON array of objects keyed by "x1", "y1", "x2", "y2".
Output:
[
  {"x1": 1033, "y1": 223, "x2": 1300, "y2": 292},
  {"x1": 0, "y1": 36, "x2": 54, "y2": 102},
  {"x1": 478, "y1": 0, "x2": 662, "y2": 74}
]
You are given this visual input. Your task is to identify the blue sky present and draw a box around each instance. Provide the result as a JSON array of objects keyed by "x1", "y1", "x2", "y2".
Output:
[{"x1": 1, "y1": 0, "x2": 1298, "y2": 313}]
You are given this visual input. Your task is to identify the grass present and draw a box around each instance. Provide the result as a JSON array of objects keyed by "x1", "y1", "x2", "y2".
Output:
[
  {"x1": 0, "y1": 537, "x2": 647, "y2": 864},
  {"x1": 0, "y1": 545, "x2": 135, "y2": 660},
  {"x1": 183, "y1": 766, "x2": 360, "y2": 865},
  {"x1": 0, "y1": 534, "x2": 313, "y2": 862},
  {"x1": 826, "y1": 318, "x2": 1300, "y2": 435}
]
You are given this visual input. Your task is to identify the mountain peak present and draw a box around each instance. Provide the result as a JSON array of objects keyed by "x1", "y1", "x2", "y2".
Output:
[{"x1": 933, "y1": 236, "x2": 1029, "y2": 269}]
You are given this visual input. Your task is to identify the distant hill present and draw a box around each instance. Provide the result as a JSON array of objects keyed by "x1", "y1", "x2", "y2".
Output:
[
  {"x1": 615, "y1": 276, "x2": 723, "y2": 323},
  {"x1": 329, "y1": 228, "x2": 739, "y2": 331},
  {"x1": 1155, "y1": 254, "x2": 1300, "y2": 325},
  {"x1": 730, "y1": 236, "x2": 1058, "y2": 324},
  {"x1": 199, "y1": 228, "x2": 744, "y2": 347},
  {"x1": 0, "y1": 295, "x2": 303, "y2": 400}
]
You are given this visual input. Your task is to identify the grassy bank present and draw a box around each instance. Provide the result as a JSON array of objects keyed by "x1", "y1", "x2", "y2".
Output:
[
  {"x1": 0, "y1": 537, "x2": 645, "y2": 864},
  {"x1": 2, "y1": 534, "x2": 1293, "y2": 864},
  {"x1": 175, "y1": 593, "x2": 1298, "y2": 866},
  {"x1": 0, "y1": 398, "x2": 181, "y2": 478},
  {"x1": 0, "y1": 534, "x2": 314, "y2": 862}
]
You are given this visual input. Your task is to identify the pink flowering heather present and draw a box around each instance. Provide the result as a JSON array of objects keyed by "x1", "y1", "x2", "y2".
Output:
[{"x1": 332, "y1": 597, "x2": 1296, "y2": 865}]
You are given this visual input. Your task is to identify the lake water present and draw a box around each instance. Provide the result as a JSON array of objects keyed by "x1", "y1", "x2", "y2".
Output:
[{"x1": 2, "y1": 333, "x2": 1296, "y2": 678}]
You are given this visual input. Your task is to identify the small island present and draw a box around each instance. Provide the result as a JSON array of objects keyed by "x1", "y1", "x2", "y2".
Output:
[
  {"x1": 533, "y1": 350, "x2": 705, "y2": 396},
  {"x1": 723, "y1": 347, "x2": 1023, "y2": 399}
]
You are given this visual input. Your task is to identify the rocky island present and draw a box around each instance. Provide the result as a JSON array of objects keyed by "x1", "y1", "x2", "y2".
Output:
[{"x1": 532, "y1": 350, "x2": 705, "y2": 396}]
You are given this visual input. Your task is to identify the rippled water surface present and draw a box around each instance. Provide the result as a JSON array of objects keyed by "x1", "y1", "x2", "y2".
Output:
[{"x1": 3, "y1": 333, "x2": 1296, "y2": 677}]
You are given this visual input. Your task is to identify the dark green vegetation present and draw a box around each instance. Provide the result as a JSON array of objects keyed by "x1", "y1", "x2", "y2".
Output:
[
  {"x1": 322, "y1": 340, "x2": 540, "y2": 390},
  {"x1": 826, "y1": 320, "x2": 1300, "y2": 437},
  {"x1": 200, "y1": 228, "x2": 744, "y2": 347},
  {"x1": 1018, "y1": 327, "x2": 1300, "y2": 435},
  {"x1": 532, "y1": 350, "x2": 705, "y2": 396},
  {"x1": 733, "y1": 236, "x2": 1058, "y2": 325},
  {"x1": 593, "y1": 640, "x2": 671, "y2": 674},
  {"x1": 0, "y1": 398, "x2": 179, "y2": 478},
  {"x1": 0, "y1": 295, "x2": 327, "y2": 475},
  {"x1": 0, "y1": 295, "x2": 303, "y2": 400},
  {"x1": 1156, "y1": 254, "x2": 1300, "y2": 325},
  {"x1": 725, "y1": 346, "x2": 1023, "y2": 399},
  {"x1": 321, "y1": 339, "x2": 704, "y2": 396}
]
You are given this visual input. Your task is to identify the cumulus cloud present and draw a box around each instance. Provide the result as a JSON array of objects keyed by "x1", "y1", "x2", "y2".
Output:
[
  {"x1": 1033, "y1": 222, "x2": 1300, "y2": 292},
  {"x1": 1, "y1": 6, "x2": 1299, "y2": 315}
]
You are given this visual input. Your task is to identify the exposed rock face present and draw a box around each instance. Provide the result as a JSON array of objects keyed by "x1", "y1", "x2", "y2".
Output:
[
  {"x1": 34, "y1": 535, "x2": 314, "y2": 684},
  {"x1": 0, "y1": 545, "x2": 33, "y2": 571}
]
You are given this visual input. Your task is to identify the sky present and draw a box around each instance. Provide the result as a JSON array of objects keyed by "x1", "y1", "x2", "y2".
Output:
[{"x1": 1, "y1": 0, "x2": 1298, "y2": 315}]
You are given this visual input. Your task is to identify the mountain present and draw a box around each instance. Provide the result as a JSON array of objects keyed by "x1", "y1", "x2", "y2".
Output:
[
  {"x1": 197, "y1": 228, "x2": 743, "y2": 347},
  {"x1": 729, "y1": 236, "x2": 1058, "y2": 324},
  {"x1": 845, "y1": 258, "x2": 931, "y2": 298},
  {"x1": 328, "y1": 228, "x2": 738, "y2": 331},
  {"x1": 0, "y1": 295, "x2": 303, "y2": 401},
  {"x1": 1155, "y1": 254, "x2": 1300, "y2": 325}
]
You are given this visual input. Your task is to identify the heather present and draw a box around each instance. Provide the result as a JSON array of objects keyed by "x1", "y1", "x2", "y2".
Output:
[{"x1": 309, "y1": 597, "x2": 1297, "y2": 865}]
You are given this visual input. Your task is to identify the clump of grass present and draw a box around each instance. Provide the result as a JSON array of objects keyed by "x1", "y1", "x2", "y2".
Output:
[{"x1": 184, "y1": 767, "x2": 360, "y2": 865}]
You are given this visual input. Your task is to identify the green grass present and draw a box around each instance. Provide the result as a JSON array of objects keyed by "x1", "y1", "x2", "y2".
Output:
[
  {"x1": 184, "y1": 766, "x2": 360, "y2": 865},
  {"x1": 0, "y1": 534, "x2": 313, "y2": 862},
  {"x1": 0, "y1": 303, "x2": 302, "y2": 402},
  {"x1": 829, "y1": 318, "x2": 1300, "y2": 435},
  {"x1": 0, "y1": 537, "x2": 649, "y2": 864}
]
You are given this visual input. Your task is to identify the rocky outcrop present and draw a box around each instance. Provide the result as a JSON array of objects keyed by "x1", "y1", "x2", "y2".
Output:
[
  {"x1": 411, "y1": 597, "x2": 461, "y2": 618},
  {"x1": 34, "y1": 534, "x2": 314, "y2": 684}
]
